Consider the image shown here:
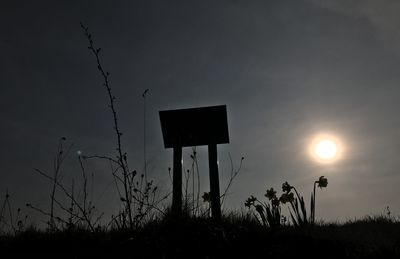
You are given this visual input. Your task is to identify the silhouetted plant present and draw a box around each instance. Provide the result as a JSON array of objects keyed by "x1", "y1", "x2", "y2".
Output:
[
  {"x1": 80, "y1": 22, "x2": 134, "y2": 227},
  {"x1": 190, "y1": 148, "x2": 201, "y2": 214},
  {"x1": 280, "y1": 176, "x2": 328, "y2": 227},
  {"x1": 80, "y1": 23, "x2": 166, "y2": 229},
  {"x1": 49, "y1": 137, "x2": 70, "y2": 230},
  {"x1": 27, "y1": 137, "x2": 103, "y2": 232},
  {"x1": 0, "y1": 190, "x2": 29, "y2": 235},
  {"x1": 183, "y1": 148, "x2": 203, "y2": 217},
  {"x1": 179, "y1": 149, "x2": 244, "y2": 218},
  {"x1": 201, "y1": 191, "x2": 211, "y2": 217},
  {"x1": 221, "y1": 155, "x2": 244, "y2": 206},
  {"x1": 142, "y1": 88, "x2": 149, "y2": 183},
  {"x1": 28, "y1": 137, "x2": 72, "y2": 231},
  {"x1": 245, "y1": 176, "x2": 328, "y2": 228},
  {"x1": 244, "y1": 188, "x2": 283, "y2": 228}
]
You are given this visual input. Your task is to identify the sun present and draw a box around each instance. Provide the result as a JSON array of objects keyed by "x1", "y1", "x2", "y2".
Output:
[
  {"x1": 309, "y1": 134, "x2": 343, "y2": 164},
  {"x1": 315, "y1": 140, "x2": 337, "y2": 159}
]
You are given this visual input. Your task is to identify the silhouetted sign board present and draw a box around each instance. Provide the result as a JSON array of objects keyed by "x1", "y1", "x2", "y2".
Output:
[
  {"x1": 159, "y1": 105, "x2": 229, "y2": 148},
  {"x1": 159, "y1": 104, "x2": 229, "y2": 220}
]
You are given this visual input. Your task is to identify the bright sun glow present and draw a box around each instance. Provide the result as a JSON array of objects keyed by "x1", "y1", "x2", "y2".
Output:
[
  {"x1": 309, "y1": 134, "x2": 343, "y2": 164},
  {"x1": 315, "y1": 140, "x2": 337, "y2": 159}
]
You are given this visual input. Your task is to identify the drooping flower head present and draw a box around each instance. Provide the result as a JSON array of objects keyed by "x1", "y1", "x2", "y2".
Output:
[
  {"x1": 317, "y1": 176, "x2": 328, "y2": 189},
  {"x1": 245, "y1": 195, "x2": 257, "y2": 208},
  {"x1": 279, "y1": 192, "x2": 295, "y2": 204},
  {"x1": 265, "y1": 188, "x2": 277, "y2": 200},
  {"x1": 202, "y1": 192, "x2": 211, "y2": 203},
  {"x1": 282, "y1": 181, "x2": 293, "y2": 193}
]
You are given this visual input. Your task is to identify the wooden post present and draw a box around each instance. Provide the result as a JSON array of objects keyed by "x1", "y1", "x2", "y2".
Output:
[
  {"x1": 208, "y1": 143, "x2": 221, "y2": 220},
  {"x1": 172, "y1": 146, "x2": 182, "y2": 216}
]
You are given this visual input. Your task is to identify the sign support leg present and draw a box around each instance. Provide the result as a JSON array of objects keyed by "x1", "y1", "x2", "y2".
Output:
[
  {"x1": 172, "y1": 146, "x2": 182, "y2": 216},
  {"x1": 208, "y1": 143, "x2": 222, "y2": 221}
]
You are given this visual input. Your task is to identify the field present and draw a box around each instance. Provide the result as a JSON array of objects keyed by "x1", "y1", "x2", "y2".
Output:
[{"x1": 1, "y1": 214, "x2": 399, "y2": 258}]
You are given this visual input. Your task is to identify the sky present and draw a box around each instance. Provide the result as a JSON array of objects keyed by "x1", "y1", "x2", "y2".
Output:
[{"x1": 1, "y1": 0, "x2": 400, "y2": 224}]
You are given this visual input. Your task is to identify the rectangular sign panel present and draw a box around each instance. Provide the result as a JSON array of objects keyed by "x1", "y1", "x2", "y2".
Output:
[{"x1": 159, "y1": 105, "x2": 229, "y2": 148}]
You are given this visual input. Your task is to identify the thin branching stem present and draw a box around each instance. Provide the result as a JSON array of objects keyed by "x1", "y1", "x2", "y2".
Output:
[
  {"x1": 221, "y1": 154, "x2": 244, "y2": 205},
  {"x1": 35, "y1": 168, "x2": 95, "y2": 231},
  {"x1": 80, "y1": 22, "x2": 133, "y2": 227}
]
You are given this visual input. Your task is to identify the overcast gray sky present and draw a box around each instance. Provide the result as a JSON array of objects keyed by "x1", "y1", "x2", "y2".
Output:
[{"x1": 1, "y1": 0, "x2": 400, "y2": 224}]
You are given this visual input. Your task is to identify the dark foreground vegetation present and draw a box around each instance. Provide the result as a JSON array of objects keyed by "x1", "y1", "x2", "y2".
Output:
[{"x1": 1, "y1": 214, "x2": 399, "y2": 258}]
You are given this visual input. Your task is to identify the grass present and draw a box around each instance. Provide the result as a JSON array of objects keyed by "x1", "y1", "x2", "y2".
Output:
[{"x1": 0, "y1": 213, "x2": 399, "y2": 258}]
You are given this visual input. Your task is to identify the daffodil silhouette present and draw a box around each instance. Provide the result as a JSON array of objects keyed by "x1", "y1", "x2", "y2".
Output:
[
  {"x1": 265, "y1": 188, "x2": 277, "y2": 200},
  {"x1": 282, "y1": 182, "x2": 293, "y2": 193},
  {"x1": 317, "y1": 176, "x2": 328, "y2": 189},
  {"x1": 246, "y1": 176, "x2": 328, "y2": 228}
]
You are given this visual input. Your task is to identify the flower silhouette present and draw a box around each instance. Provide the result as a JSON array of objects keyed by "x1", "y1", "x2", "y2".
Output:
[
  {"x1": 244, "y1": 195, "x2": 256, "y2": 208},
  {"x1": 279, "y1": 192, "x2": 294, "y2": 204},
  {"x1": 317, "y1": 176, "x2": 328, "y2": 188},
  {"x1": 202, "y1": 192, "x2": 211, "y2": 203},
  {"x1": 282, "y1": 181, "x2": 293, "y2": 193},
  {"x1": 265, "y1": 188, "x2": 277, "y2": 200}
]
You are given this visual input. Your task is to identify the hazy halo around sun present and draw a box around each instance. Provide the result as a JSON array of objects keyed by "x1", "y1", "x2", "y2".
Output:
[{"x1": 309, "y1": 133, "x2": 343, "y2": 164}]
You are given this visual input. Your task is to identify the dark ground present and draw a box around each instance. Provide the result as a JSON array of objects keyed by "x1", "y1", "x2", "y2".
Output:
[{"x1": 1, "y1": 215, "x2": 399, "y2": 258}]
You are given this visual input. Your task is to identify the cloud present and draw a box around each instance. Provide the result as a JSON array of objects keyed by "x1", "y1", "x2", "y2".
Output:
[{"x1": 308, "y1": 0, "x2": 400, "y2": 55}]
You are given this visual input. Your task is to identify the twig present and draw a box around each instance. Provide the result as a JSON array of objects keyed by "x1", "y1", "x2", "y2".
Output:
[
  {"x1": 221, "y1": 154, "x2": 244, "y2": 205},
  {"x1": 83, "y1": 155, "x2": 120, "y2": 165},
  {"x1": 80, "y1": 22, "x2": 133, "y2": 227},
  {"x1": 35, "y1": 168, "x2": 95, "y2": 231},
  {"x1": 143, "y1": 88, "x2": 149, "y2": 183},
  {"x1": 78, "y1": 155, "x2": 88, "y2": 214}
]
